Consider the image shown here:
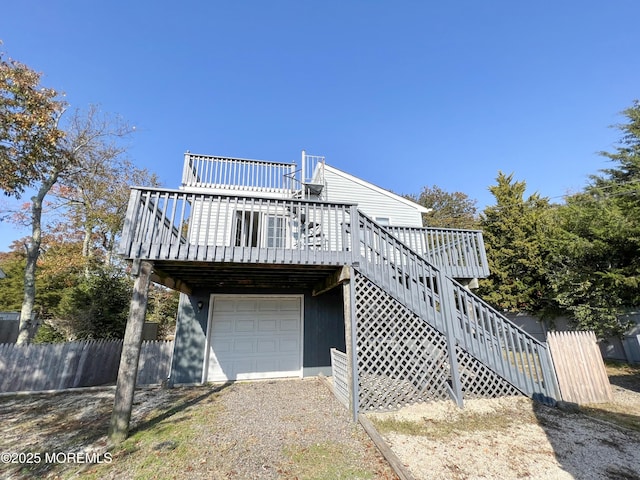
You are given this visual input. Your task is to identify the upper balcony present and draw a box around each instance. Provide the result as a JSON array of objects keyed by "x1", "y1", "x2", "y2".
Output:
[{"x1": 181, "y1": 152, "x2": 325, "y2": 200}]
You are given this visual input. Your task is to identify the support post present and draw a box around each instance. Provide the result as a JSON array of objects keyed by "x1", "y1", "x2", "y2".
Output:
[
  {"x1": 342, "y1": 267, "x2": 359, "y2": 421},
  {"x1": 108, "y1": 260, "x2": 153, "y2": 445},
  {"x1": 438, "y1": 271, "x2": 464, "y2": 408}
]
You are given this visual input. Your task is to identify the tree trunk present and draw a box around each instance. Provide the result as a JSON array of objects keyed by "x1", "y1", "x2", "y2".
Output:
[
  {"x1": 17, "y1": 241, "x2": 38, "y2": 345},
  {"x1": 108, "y1": 260, "x2": 153, "y2": 445},
  {"x1": 105, "y1": 230, "x2": 115, "y2": 266},
  {"x1": 16, "y1": 176, "x2": 57, "y2": 345},
  {"x1": 82, "y1": 217, "x2": 93, "y2": 277}
]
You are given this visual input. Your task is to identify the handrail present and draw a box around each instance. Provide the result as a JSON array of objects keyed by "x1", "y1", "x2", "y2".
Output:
[
  {"x1": 386, "y1": 225, "x2": 489, "y2": 279},
  {"x1": 302, "y1": 151, "x2": 325, "y2": 185},
  {"x1": 355, "y1": 211, "x2": 559, "y2": 401},
  {"x1": 118, "y1": 187, "x2": 357, "y2": 264},
  {"x1": 181, "y1": 153, "x2": 297, "y2": 194}
]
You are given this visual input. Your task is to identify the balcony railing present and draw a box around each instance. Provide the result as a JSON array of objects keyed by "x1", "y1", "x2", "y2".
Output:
[
  {"x1": 119, "y1": 187, "x2": 357, "y2": 265},
  {"x1": 119, "y1": 187, "x2": 490, "y2": 280},
  {"x1": 181, "y1": 153, "x2": 297, "y2": 196},
  {"x1": 386, "y1": 226, "x2": 489, "y2": 279}
]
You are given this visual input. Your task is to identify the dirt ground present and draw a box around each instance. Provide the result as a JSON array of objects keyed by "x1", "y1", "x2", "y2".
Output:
[
  {"x1": 369, "y1": 363, "x2": 640, "y2": 480},
  {"x1": 0, "y1": 364, "x2": 639, "y2": 479}
]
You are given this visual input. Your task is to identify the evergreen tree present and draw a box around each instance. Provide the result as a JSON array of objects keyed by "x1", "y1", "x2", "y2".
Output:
[
  {"x1": 54, "y1": 265, "x2": 132, "y2": 339},
  {"x1": 478, "y1": 172, "x2": 556, "y2": 314},
  {"x1": 548, "y1": 101, "x2": 640, "y2": 337}
]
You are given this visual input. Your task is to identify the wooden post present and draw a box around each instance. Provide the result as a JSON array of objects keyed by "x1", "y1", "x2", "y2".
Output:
[
  {"x1": 342, "y1": 268, "x2": 359, "y2": 422},
  {"x1": 108, "y1": 260, "x2": 153, "y2": 445},
  {"x1": 438, "y1": 271, "x2": 464, "y2": 408}
]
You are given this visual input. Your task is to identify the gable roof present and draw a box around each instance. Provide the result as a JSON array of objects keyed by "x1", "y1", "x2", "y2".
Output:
[{"x1": 324, "y1": 164, "x2": 431, "y2": 213}]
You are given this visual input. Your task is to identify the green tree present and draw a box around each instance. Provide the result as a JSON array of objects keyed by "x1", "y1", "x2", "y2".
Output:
[
  {"x1": 54, "y1": 265, "x2": 132, "y2": 339},
  {"x1": 547, "y1": 101, "x2": 640, "y2": 337},
  {"x1": 0, "y1": 52, "x2": 65, "y2": 197},
  {"x1": 1, "y1": 51, "x2": 66, "y2": 344},
  {"x1": 406, "y1": 185, "x2": 478, "y2": 229},
  {"x1": 1, "y1": 51, "x2": 133, "y2": 343},
  {"x1": 146, "y1": 286, "x2": 180, "y2": 339},
  {"x1": 478, "y1": 172, "x2": 556, "y2": 314},
  {"x1": 0, "y1": 247, "x2": 26, "y2": 311}
]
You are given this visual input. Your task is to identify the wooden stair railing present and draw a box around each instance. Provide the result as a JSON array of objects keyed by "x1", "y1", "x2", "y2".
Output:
[{"x1": 353, "y1": 211, "x2": 559, "y2": 404}]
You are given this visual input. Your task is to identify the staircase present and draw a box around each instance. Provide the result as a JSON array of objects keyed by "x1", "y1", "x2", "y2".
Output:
[{"x1": 351, "y1": 211, "x2": 559, "y2": 411}]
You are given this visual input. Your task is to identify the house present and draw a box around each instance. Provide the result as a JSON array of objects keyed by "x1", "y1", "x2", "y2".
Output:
[
  {"x1": 118, "y1": 151, "x2": 560, "y2": 415},
  {"x1": 0, "y1": 311, "x2": 38, "y2": 343}
]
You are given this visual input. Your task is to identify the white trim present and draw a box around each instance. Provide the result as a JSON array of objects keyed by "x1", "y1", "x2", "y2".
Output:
[
  {"x1": 202, "y1": 294, "x2": 304, "y2": 383},
  {"x1": 324, "y1": 164, "x2": 432, "y2": 213}
]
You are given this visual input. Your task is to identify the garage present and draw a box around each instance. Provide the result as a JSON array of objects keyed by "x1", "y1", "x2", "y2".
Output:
[{"x1": 203, "y1": 295, "x2": 303, "y2": 382}]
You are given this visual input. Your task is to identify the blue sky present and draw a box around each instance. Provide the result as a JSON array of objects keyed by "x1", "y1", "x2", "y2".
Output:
[{"x1": 1, "y1": 1, "x2": 638, "y2": 251}]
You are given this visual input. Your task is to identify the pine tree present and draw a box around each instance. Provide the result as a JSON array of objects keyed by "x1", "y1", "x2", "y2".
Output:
[
  {"x1": 548, "y1": 101, "x2": 640, "y2": 337},
  {"x1": 478, "y1": 172, "x2": 555, "y2": 314}
]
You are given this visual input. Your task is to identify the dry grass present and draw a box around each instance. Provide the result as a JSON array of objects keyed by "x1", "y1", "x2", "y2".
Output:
[
  {"x1": 283, "y1": 443, "x2": 376, "y2": 480},
  {"x1": 373, "y1": 402, "x2": 536, "y2": 440}
]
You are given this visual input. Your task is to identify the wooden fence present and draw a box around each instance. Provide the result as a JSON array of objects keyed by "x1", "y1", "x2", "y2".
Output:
[
  {"x1": 547, "y1": 331, "x2": 613, "y2": 404},
  {"x1": 0, "y1": 339, "x2": 173, "y2": 393}
]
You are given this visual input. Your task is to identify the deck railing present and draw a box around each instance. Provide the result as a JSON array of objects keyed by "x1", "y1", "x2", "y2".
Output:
[
  {"x1": 301, "y1": 151, "x2": 325, "y2": 185},
  {"x1": 120, "y1": 187, "x2": 491, "y2": 276},
  {"x1": 355, "y1": 211, "x2": 559, "y2": 402},
  {"x1": 181, "y1": 153, "x2": 297, "y2": 195},
  {"x1": 118, "y1": 187, "x2": 356, "y2": 265},
  {"x1": 386, "y1": 226, "x2": 489, "y2": 279}
]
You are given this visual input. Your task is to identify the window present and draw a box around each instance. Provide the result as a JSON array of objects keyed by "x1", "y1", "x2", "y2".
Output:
[
  {"x1": 266, "y1": 215, "x2": 286, "y2": 248},
  {"x1": 375, "y1": 217, "x2": 390, "y2": 226}
]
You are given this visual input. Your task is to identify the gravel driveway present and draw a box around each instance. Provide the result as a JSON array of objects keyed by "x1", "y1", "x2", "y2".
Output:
[{"x1": 0, "y1": 378, "x2": 397, "y2": 479}]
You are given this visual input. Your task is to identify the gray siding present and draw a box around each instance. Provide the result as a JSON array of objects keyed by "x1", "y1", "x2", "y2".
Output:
[
  {"x1": 323, "y1": 166, "x2": 424, "y2": 227},
  {"x1": 303, "y1": 288, "x2": 345, "y2": 368},
  {"x1": 170, "y1": 291, "x2": 210, "y2": 385}
]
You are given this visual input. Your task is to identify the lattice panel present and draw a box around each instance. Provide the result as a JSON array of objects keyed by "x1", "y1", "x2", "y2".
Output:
[
  {"x1": 354, "y1": 272, "x2": 451, "y2": 410},
  {"x1": 456, "y1": 346, "x2": 521, "y2": 398}
]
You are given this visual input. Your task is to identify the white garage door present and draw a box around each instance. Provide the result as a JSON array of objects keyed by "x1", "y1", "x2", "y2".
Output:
[{"x1": 203, "y1": 295, "x2": 302, "y2": 382}]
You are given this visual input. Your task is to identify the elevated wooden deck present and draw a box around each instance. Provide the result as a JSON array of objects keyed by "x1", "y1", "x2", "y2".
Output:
[{"x1": 118, "y1": 187, "x2": 489, "y2": 284}]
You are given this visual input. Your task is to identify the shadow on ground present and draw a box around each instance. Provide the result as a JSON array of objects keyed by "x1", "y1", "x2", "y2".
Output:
[
  {"x1": 609, "y1": 374, "x2": 640, "y2": 393},
  {"x1": 531, "y1": 381, "x2": 640, "y2": 479},
  {"x1": 0, "y1": 383, "x2": 232, "y2": 480},
  {"x1": 129, "y1": 382, "x2": 232, "y2": 436}
]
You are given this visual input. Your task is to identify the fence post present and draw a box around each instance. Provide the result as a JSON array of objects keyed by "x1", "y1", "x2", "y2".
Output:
[{"x1": 108, "y1": 260, "x2": 153, "y2": 445}]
